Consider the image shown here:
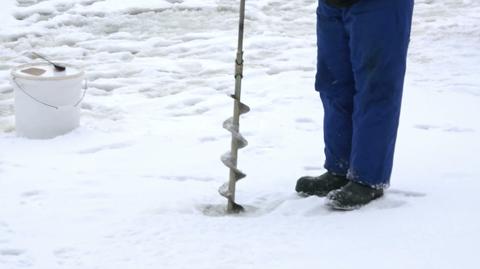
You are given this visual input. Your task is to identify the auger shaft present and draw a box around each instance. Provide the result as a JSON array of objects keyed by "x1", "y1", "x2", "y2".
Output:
[
  {"x1": 229, "y1": 0, "x2": 247, "y2": 213},
  {"x1": 221, "y1": 0, "x2": 248, "y2": 214}
]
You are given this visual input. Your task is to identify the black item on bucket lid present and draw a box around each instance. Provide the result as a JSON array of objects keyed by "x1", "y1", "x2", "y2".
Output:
[{"x1": 32, "y1": 52, "x2": 66, "y2": 72}]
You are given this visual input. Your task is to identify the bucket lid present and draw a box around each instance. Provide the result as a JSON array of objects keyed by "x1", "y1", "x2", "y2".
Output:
[{"x1": 11, "y1": 62, "x2": 84, "y2": 81}]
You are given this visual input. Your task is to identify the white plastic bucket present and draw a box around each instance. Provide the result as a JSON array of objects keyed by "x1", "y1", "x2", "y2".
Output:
[{"x1": 11, "y1": 63, "x2": 86, "y2": 139}]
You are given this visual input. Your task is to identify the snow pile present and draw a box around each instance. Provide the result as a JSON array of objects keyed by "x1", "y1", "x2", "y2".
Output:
[
  {"x1": 0, "y1": 0, "x2": 480, "y2": 269},
  {"x1": 0, "y1": 0, "x2": 17, "y2": 26},
  {"x1": 13, "y1": 0, "x2": 218, "y2": 20}
]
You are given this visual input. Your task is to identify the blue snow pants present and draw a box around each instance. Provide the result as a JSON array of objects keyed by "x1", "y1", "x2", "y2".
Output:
[{"x1": 315, "y1": 0, "x2": 414, "y2": 187}]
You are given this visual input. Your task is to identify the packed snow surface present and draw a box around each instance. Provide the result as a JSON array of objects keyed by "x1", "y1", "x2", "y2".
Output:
[{"x1": 1, "y1": 0, "x2": 480, "y2": 268}]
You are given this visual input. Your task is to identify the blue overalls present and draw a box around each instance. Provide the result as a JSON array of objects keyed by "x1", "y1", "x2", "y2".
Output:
[{"x1": 315, "y1": 0, "x2": 414, "y2": 187}]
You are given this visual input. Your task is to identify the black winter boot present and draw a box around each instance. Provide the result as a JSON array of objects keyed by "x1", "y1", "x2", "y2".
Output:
[
  {"x1": 296, "y1": 172, "x2": 348, "y2": 197},
  {"x1": 326, "y1": 181, "x2": 384, "y2": 210}
]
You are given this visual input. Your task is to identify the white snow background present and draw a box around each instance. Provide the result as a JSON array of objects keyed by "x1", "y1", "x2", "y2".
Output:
[{"x1": 1, "y1": 0, "x2": 479, "y2": 268}]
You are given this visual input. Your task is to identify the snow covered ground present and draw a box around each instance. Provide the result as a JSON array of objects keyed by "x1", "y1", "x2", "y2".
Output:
[{"x1": 1, "y1": 0, "x2": 479, "y2": 268}]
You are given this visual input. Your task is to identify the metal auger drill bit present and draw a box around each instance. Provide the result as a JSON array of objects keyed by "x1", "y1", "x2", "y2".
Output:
[{"x1": 219, "y1": 0, "x2": 249, "y2": 214}]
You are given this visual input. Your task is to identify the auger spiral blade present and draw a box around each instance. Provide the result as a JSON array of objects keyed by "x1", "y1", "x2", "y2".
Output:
[
  {"x1": 219, "y1": 0, "x2": 249, "y2": 214},
  {"x1": 219, "y1": 96, "x2": 250, "y2": 213}
]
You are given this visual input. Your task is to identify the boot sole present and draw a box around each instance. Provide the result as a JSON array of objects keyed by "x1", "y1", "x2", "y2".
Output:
[
  {"x1": 326, "y1": 199, "x2": 363, "y2": 211},
  {"x1": 296, "y1": 190, "x2": 331, "y2": 197},
  {"x1": 326, "y1": 193, "x2": 384, "y2": 211}
]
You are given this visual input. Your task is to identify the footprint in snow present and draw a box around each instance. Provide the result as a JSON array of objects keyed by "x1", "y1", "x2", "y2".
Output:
[
  {"x1": 295, "y1": 117, "x2": 321, "y2": 131},
  {"x1": 303, "y1": 166, "x2": 324, "y2": 172},
  {"x1": 142, "y1": 175, "x2": 215, "y2": 182},
  {"x1": 414, "y1": 124, "x2": 475, "y2": 133},
  {"x1": 198, "y1": 136, "x2": 221, "y2": 143},
  {"x1": 413, "y1": 124, "x2": 439, "y2": 130},
  {"x1": 387, "y1": 189, "x2": 427, "y2": 198},
  {"x1": 53, "y1": 247, "x2": 77, "y2": 259},
  {"x1": 80, "y1": 0, "x2": 101, "y2": 7},
  {"x1": 54, "y1": 247, "x2": 84, "y2": 267},
  {"x1": 295, "y1": 117, "x2": 315, "y2": 123},
  {"x1": 166, "y1": 97, "x2": 204, "y2": 109},
  {"x1": 21, "y1": 190, "x2": 43, "y2": 198},
  {"x1": 19, "y1": 190, "x2": 45, "y2": 205},
  {"x1": 0, "y1": 248, "x2": 25, "y2": 256},
  {"x1": 0, "y1": 223, "x2": 13, "y2": 245},
  {"x1": 77, "y1": 141, "x2": 133, "y2": 154}
]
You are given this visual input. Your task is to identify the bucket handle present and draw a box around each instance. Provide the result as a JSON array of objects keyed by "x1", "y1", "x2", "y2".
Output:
[{"x1": 12, "y1": 77, "x2": 88, "y2": 110}]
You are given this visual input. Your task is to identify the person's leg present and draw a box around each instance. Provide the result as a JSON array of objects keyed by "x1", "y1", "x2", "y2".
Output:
[
  {"x1": 295, "y1": 1, "x2": 355, "y2": 196},
  {"x1": 327, "y1": 0, "x2": 414, "y2": 210},
  {"x1": 345, "y1": 0, "x2": 414, "y2": 188},
  {"x1": 315, "y1": 1, "x2": 356, "y2": 176}
]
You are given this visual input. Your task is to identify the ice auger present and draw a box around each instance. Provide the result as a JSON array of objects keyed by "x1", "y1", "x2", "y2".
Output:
[{"x1": 219, "y1": 0, "x2": 250, "y2": 214}]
